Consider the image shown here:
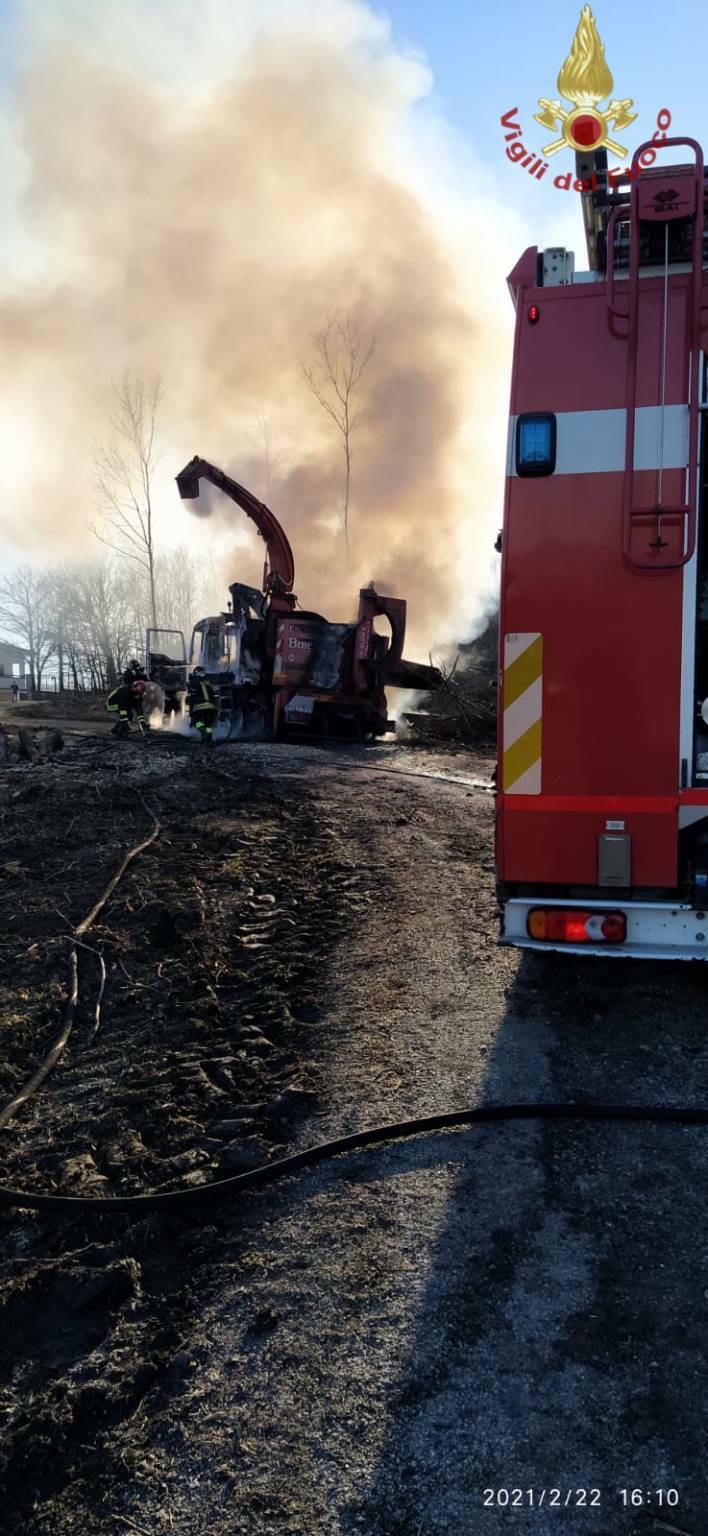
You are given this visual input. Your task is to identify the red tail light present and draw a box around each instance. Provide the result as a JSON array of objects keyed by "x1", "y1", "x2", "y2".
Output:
[
  {"x1": 528, "y1": 304, "x2": 540, "y2": 324},
  {"x1": 527, "y1": 908, "x2": 626, "y2": 944}
]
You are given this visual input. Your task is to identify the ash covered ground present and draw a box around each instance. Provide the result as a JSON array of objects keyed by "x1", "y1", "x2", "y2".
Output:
[{"x1": 1, "y1": 719, "x2": 708, "y2": 1536}]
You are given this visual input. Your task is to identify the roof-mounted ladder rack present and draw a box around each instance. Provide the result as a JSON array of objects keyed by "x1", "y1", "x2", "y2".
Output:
[{"x1": 606, "y1": 138, "x2": 705, "y2": 571}]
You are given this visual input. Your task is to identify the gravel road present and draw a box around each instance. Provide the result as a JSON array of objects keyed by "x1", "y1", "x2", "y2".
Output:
[{"x1": 2, "y1": 735, "x2": 708, "y2": 1536}]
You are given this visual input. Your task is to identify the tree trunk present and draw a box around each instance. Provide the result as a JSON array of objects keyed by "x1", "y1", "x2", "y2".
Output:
[
  {"x1": 146, "y1": 485, "x2": 158, "y2": 630},
  {"x1": 343, "y1": 437, "x2": 351, "y2": 563},
  {"x1": 27, "y1": 620, "x2": 37, "y2": 699},
  {"x1": 57, "y1": 627, "x2": 65, "y2": 692},
  {"x1": 148, "y1": 553, "x2": 158, "y2": 631}
]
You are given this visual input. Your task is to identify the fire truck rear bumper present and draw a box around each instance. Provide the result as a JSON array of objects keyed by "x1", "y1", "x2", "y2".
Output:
[{"x1": 501, "y1": 898, "x2": 708, "y2": 961}]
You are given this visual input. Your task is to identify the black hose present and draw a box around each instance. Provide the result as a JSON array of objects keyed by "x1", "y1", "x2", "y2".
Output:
[
  {"x1": 270, "y1": 760, "x2": 495, "y2": 792},
  {"x1": 1, "y1": 1100, "x2": 706, "y2": 1217},
  {"x1": 151, "y1": 731, "x2": 494, "y2": 794}
]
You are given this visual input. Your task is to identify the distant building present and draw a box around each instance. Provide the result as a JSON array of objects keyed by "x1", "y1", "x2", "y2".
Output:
[{"x1": 0, "y1": 638, "x2": 31, "y2": 694}]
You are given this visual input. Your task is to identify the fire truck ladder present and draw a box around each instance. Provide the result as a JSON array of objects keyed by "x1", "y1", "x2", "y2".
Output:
[{"x1": 607, "y1": 138, "x2": 705, "y2": 571}]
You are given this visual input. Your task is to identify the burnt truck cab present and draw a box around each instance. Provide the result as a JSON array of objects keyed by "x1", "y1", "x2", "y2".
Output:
[
  {"x1": 145, "y1": 628, "x2": 188, "y2": 714},
  {"x1": 496, "y1": 138, "x2": 708, "y2": 958}
]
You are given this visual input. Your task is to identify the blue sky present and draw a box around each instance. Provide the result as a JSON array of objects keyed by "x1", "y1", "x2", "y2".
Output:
[
  {"x1": 1, "y1": 0, "x2": 705, "y2": 226},
  {"x1": 377, "y1": 0, "x2": 708, "y2": 227}
]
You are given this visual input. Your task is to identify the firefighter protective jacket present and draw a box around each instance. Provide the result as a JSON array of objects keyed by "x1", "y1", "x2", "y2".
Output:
[{"x1": 187, "y1": 678, "x2": 216, "y2": 714}]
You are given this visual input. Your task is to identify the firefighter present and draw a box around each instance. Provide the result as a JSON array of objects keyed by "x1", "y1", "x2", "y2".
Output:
[
  {"x1": 159, "y1": 666, "x2": 185, "y2": 722},
  {"x1": 163, "y1": 684, "x2": 184, "y2": 722},
  {"x1": 130, "y1": 679, "x2": 150, "y2": 733},
  {"x1": 105, "y1": 678, "x2": 149, "y2": 737},
  {"x1": 122, "y1": 657, "x2": 148, "y2": 686},
  {"x1": 187, "y1": 667, "x2": 218, "y2": 745}
]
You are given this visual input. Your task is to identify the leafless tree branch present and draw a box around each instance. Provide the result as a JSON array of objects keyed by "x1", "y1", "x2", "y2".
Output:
[
  {"x1": 301, "y1": 313, "x2": 376, "y2": 558},
  {"x1": 92, "y1": 372, "x2": 162, "y2": 628}
]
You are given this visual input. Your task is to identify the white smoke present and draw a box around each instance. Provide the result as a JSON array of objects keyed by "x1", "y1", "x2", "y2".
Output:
[{"x1": 0, "y1": 0, "x2": 528, "y2": 648}]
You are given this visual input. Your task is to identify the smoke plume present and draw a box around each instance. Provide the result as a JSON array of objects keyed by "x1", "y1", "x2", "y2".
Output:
[{"x1": 0, "y1": 0, "x2": 521, "y2": 648}]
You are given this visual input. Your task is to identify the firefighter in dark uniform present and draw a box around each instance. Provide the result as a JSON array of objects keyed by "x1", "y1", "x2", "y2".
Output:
[
  {"x1": 158, "y1": 664, "x2": 185, "y2": 722},
  {"x1": 105, "y1": 678, "x2": 149, "y2": 737},
  {"x1": 187, "y1": 667, "x2": 218, "y2": 745},
  {"x1": 163, "y1": 684, "x2": 184, "y2": 721},
  {"x1": 122, "y1": 658, "x2": 148, "y2": 686}
]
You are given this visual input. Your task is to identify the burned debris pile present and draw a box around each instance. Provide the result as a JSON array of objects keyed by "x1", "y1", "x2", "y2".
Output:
[
  {"x1": 404, "y1": 612, "x2": 498, "y2": 747},
  {"x1": 0, "y1": 724, "x2": 64, "y2": 765}
]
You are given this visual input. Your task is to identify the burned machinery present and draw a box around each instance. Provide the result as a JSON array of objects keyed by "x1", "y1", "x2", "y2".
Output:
[{"x1": 146, "y1": 456, "x2": 440, "y2": 742}]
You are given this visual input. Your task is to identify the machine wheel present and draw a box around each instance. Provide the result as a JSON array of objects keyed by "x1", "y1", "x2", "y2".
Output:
[
  {"x1": 224, "y1": 707, "x2": 243, "y2": 742},
  {"x1": 224, "y1": 700, "x2": 270, "y2": 741},
  {"x1": 243, "y1": 701, "x2": 270, "y2": 740}
]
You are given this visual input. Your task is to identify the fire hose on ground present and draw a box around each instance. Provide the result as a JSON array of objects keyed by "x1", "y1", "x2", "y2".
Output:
[
  {"x1": 1, "y1": 773, "x2": 706, "y2": 1220},
  {"x1": 1, "y1": 1102, "x2": 708, "y2": 1217}
]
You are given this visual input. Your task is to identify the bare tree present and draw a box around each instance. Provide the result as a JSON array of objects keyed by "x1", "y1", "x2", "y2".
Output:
[
  {"x1": 153, "y1": 546, "x2": 203, "y2": 645},
  {"x1": 0, "y1": 566, "x2": 54, "y2": 696},
  {"x1": 74, "y1": 561, "x2": 130, "y2": 687},
  {"x1": 48, "y1": 569, "x2": 74, "y2": 691},
  {"x1": 301, "y1": 314, "x2": 375, "y2": 556},
  {"x1": 92, "y1": 372, "x2": 162, "y2": 628},
  {"x1": 248, "y1": 413, "x2": 283, "y2": 502}
]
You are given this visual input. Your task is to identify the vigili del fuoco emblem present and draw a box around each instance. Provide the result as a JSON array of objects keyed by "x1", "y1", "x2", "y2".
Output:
[{"x1": 534, "y1": 4, "x2": 636, "y2": 159}]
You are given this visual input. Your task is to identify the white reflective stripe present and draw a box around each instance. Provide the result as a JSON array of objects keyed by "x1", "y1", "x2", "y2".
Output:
[
  {"x1": 635, "y1": 405, "x2": 689, "y2": 472},
  {"x1": 502, "y1": 632, "x2": 542, "y2": 796},
  {"x1": 503, "y1": 631, "x2": 537, "y2": 668},
  {"x1": 503, "y1": 675, "x2": 542, "y2": 750},
  {"x1": 506, "y1": 760, "x2": 541, "y2": 794},
  {"x1": 508, "y1": 405, "x2": 689, "y2": 475},
  {"x1": 555, "y1": 408, "x2": 624, "y2": 473},
  {"x1": 678, "y1": 806, "x2": 708, "y2": 829}
]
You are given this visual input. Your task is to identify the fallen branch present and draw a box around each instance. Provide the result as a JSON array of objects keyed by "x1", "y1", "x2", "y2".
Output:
[
  {"x1": 0, "y1": 810, "x2": 160, "y2": 1132},
  {"x1": 76, "y1": 818, "x2": 160, "y2": 937},
  {"x1": 58, "y1": 935, "x2": 107, "y2": 1040},
  {"x1": 112, "y1": 1516, "x2": 152, "y2": 1536},
  {"x1": 0, "y1": 950, "x2": 78, "y2": 1132},
  {"x1": 648, "y1": 1520, "x2": 695, "y2": 1536}
]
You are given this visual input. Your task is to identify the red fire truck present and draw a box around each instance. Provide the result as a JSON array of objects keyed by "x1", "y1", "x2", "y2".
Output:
[{"x1": 497, "y1": 137, "x2": 708, "y2": 959}]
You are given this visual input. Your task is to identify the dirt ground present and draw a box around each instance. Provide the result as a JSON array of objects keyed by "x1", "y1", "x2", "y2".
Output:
[{"x1": 1, "y1": 724, "x2": 708, "y2": 1535}]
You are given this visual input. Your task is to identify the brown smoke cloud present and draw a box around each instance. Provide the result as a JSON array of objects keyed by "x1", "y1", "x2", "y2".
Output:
[{"x1": 0, "y1": 1, "x2": 518, "y2": 649}]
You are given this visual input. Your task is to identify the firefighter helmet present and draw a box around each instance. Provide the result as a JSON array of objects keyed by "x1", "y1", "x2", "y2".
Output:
[{"x1": 191, "y1": 667, "x2": 206, "y2": 680}]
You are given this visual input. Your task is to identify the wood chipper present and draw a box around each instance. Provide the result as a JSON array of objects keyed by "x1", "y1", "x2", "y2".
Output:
[{"x1": 146, "y1": 456, "x2": 440, "y2": 742}]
